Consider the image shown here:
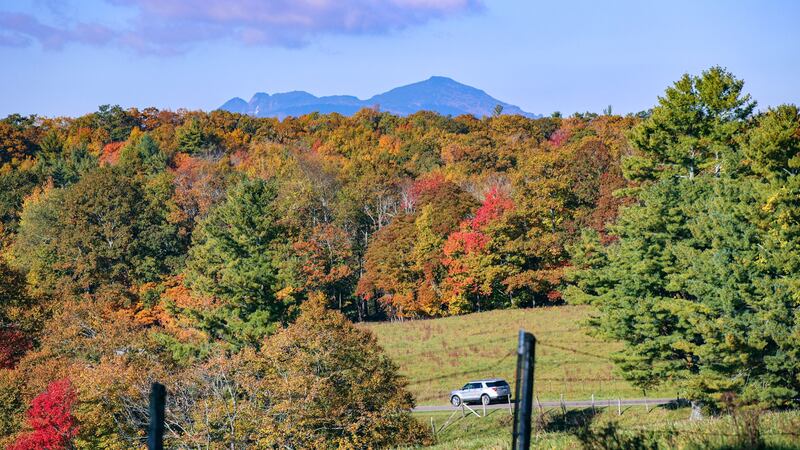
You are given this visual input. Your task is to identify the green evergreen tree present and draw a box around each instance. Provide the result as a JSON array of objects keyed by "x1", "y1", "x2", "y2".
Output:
[
  {"x1": 119, "y1": 133, "x2": 167, "y2": 175},
  {"x1": 627, "y1": 66, "x2": 755, "y2": 181},
  {"x1": 566, "y1": 69, "x2": 800, "y2": 407},
  {"x1": 94, "y1": 104, "x2": 137, "y2": 142},
  {"x1": 0, "y1": 168, "x2": 41, "y2": 242},
  {"x1": 742, "y1": 104, "x2": 800, "y2": 179},
  {"x1": 184, "y1": 177, "x2": 291, "y2": 347},
  {"x1": 35, "y1": 144, "x2": 98, "y2": 188},
  {"x1": 176, "y1": 118, "x2": 207, "y2": 155}
]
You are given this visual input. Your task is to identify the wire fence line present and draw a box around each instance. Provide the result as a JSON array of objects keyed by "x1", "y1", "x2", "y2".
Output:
[
  {"x1": 407, "y1": 336, "x2": 671, "y2": 406},
  {"x1": 406, "y1": 337, "x2": 624, "y2": 387},
  {"x1": 536, "y1": 340, "x2": 613, "y2": 360},
  {"x1": 409, "y1": 348, "x2": 518, "y2": 385},
  {"x1": 409, "y1": 331, "x2": 800, "y2": 446}
]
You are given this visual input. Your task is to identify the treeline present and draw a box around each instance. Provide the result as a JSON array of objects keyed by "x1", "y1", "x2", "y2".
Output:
[
  {"x1": 0, "y1": 99, "x2": 633, "y2": 324},
  {"x1": 0, "y1": 82, "x2": 634, "y2": 447}
]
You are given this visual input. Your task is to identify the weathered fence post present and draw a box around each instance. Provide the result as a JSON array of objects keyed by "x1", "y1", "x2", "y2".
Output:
[
  {"x1": 690, "y1": 401, "x2": 703, "y2": 420},
  {"x1": 512, "y1": 330, "x2": 536, "y2": 450},
  {"x1": 147, "y1": 382, "x2": 166, "y2": 450}
]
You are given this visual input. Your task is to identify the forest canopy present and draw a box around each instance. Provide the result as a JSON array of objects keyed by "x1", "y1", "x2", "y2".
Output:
[{"x1": 0, "y1": 67, "x2": 798, "y2": 447}]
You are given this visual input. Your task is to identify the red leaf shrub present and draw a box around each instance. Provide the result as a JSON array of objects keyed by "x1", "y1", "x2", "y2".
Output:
[{"x1": 9, "y1": 379, "x2": 78, "y2": 450}]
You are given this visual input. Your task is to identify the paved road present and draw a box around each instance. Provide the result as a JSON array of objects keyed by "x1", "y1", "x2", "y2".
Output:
[{"x1": 412, "y1": 397, "x2": 676, "y2": 412}]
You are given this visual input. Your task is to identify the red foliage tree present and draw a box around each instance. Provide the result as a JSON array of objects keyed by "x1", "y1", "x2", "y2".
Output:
[
  {"x1": 547, "y1": 128, "x2": 571, "y2": 147},
  {"x1": 470, "y1": 186, "x2": 514, "y2": 230},
  {"x1": 9, "y1": 379, "x2": 79, "y2": 450},
  {"x1": 293, "y1": 223, "x2": 354, "y2": 303},
  {"x1": 443, "y1": 186, "x2": 514, "y2": 257},
  {"x1": 169, "y1": 152, "x2": 230, "y2": 232},
  {"x1": 441, "y1": 187, "x2": 515, "y2": 306},
  {"x1": 98, "y1": 141, "x2": 126, "y2": 166},
  {"x1": 0, "y1": 326, "x2": 32, "y2": 369},
  {"x1": 401, "y1": 173, "x2": 447, "y2": 212}
]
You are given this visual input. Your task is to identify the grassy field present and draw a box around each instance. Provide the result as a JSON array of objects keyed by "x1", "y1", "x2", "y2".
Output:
[
  {"x1": 406, "y1": 405, "x2": 800, "y2": 449},
  {"x1": 368, "y1": 306, "x2": 800, "y2": 449},
  {"x1": 365, "y1": 305, "x2": 678, "y2": 406}
]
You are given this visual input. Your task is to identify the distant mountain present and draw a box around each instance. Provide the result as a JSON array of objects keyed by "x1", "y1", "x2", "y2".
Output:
[{"x1": 218, "y1": 76, "x2": 539, "y2": 119}]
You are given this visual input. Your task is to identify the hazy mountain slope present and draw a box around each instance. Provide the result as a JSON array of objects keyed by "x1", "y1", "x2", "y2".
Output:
[{"x1": 219, "y1": 76, "x2": 538, "y2": 118}]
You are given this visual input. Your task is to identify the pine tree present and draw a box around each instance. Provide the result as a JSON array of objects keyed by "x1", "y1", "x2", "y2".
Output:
[
  {"x1": 176, "y1": 118, "x2": 207, "y2": 155},
  {"x1": 184, "y1": 177, "x2": 290, "y2": 347},
  {"x1": 566, "y1": 69, "x2": 800, "y2": 407},
  {"x1": 627, "y1": 66, "x2": 755, "y2": 181}
]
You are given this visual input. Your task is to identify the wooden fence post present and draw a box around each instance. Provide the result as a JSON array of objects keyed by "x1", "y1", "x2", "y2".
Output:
[
  {"x1": 147, "y1": 383, "x2": 166, "y2": 450},
  {"x1": 512, "y1": 330, "x2": 536, "y2": 450}
]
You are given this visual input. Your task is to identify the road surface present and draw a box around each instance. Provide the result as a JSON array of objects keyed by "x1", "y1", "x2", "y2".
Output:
[{"x1": 412, "y1": 397, "x2": 676, "y2": 412}]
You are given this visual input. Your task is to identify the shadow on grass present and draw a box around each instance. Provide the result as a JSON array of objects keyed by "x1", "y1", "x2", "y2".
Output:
[
  {"x1": 660, "y1": 399, "x2": 691, "y2": 410},
  {"x1": 537, "y1": 407, "x2": 601, "y2": 433}
]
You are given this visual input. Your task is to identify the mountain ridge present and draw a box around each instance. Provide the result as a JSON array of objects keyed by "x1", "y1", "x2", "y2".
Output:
[{"x1": 218, "y1": 76, "x2": 539, "y2": 119}]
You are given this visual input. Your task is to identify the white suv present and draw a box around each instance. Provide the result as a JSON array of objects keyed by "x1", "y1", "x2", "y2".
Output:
[{"x1": 449, "y1": 379, "x2": 511, "y2": 406}]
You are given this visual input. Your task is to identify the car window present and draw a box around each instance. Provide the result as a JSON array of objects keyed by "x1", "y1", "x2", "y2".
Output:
[
  {"x1": 461, "y1": 384, "x2": 471, "y2": 390},
  {"x1": 470, "y1": 383, "x2": 483, "y2": 389},
  {"x1": 487, "y1": 381, "x2": 509, "y2": 388}
]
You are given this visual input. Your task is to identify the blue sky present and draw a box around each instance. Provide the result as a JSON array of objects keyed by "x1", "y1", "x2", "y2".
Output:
[{"x1": 1, "y1": 0, "x2": 798, "y2": 117}]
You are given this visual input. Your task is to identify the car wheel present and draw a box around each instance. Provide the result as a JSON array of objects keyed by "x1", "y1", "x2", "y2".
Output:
[
  {"x1": 451, "y1": 395, "x2": 462, "y2": 407},
  {"x1": 481, "y1": 394, "x2": 490, "y2": 406}
]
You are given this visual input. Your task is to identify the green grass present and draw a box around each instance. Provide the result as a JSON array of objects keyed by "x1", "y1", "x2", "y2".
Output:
[
  {"x1": 411, "y1": 406, "x2": 689, "y2": 449},
  {"x1": 365, "y1": 305, "x2": 678, "y2": 406},
  {"x1": 406, "y1": 406, "x2": 800, "y2": 449},
  {"x1": 370, "y1": 306, "x2": 800, "y2": 449}
]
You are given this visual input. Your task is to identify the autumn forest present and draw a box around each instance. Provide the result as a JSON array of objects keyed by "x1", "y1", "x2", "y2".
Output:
[{"x1": 1, "y1": 67, "x2": 799, "y2": 448}]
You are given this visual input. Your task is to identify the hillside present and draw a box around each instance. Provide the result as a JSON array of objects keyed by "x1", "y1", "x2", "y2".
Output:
[
  {"x1": 218, "y1": 76, "x2": 539, "y2": 118},
  {"x1": 367, "y1": 306, "x2": 678, "y2": 406}
]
